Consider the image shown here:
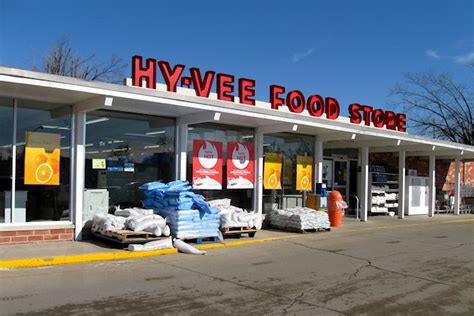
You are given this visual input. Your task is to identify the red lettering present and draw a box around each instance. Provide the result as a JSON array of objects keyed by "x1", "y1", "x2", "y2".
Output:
[
  {"x1": 286, "y1": 90, "x2": 305, "y2": 113},
  {"x1": 270, "y1": 85, "x2": 285, "y2": 110},
  {"x1": 157, "y1": 61, "x2": 185, "y2": 93},
  {"x1": 362, "y1": 105, "x2": 373, "y2": 126},
  {"x1": 132, "y1": 55, "x2": 156, "y2": 89},
  {"x1": 307, "y1": 95, "x2": 324, "y2": 117},
  {"x1": 372, "y1": 109, "x2": 385, "y2": 128},
  {"x1": 238, "y1": 78, "x2": 256, "y2": 106},
  {"x1": 190, "y1": 68, "x2": 215, "y2": 97},
  {"x1": 349, "y1": 104, "x2": 362, "y2": 124},
  {"x1": 325, "y1": 97, "x2": 340, "y2": 120},
  {"x1": 396, "y1": 113, "x2": 407, "y2": 132},
  {"x1": 217, "y1": 73, "x2": 234, "y2": 102},
  {"x1": 385, "y1": 111, "x2": 397, "y2": 130}
]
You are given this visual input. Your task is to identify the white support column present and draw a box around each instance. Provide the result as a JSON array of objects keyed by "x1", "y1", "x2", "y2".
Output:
[
  {"x1": 454, "y1": 158, "x2": 461, "y2": 215},
  {"x1": 254, "y1": 128, "x2": 264, "y2": 216},
  {"x1": 428, "y1": 154, "x2": 436, "y2": 217},
  {"x1": 398, "y1": 150, "x2": 406, "y2": 219},
  {"x1": 73, "y1": 111, "x2": 86, "y2": 240},
  {"x1": 176, "y1": 120, "x2": 188, "y2": 181},
  {"x1": 360, "y1": 146, "x2": 369, "y2": 222},
  {"x1": 314, "y1": 137, "x2": 323, "y2": 186}
]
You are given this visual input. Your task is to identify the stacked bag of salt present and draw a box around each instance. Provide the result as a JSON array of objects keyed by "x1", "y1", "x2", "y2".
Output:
[
  {"x1": 208, "y1": 198, "x2": 262, "y2": 230},
  {"x1": 141, "y1": 180, "x2": 220, "y2": 239},
  {"x1": 269, "y1": 207, "x2": 330, "y2": 231}
]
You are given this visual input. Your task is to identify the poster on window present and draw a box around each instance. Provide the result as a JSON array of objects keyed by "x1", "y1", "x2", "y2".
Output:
[
  {"x1": 24, "y1": 131, "x2": 61, "y2": 185},
  {"x1": 192, "y1": 140, "x2": 222, "y2": 190},
  {"x1": 263, "y1": 152, "x2": 283, "y2": 190},
  {"x1": 226, "y1": 142, "x2": 254, "y2": 189},
  {"x1": 296, "y1": 156, "x2": 313, "y2": 191}
]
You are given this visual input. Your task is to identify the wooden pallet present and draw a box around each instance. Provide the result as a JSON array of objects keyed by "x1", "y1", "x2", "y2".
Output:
[
  {"x1": 271, "y1": 226, "x2": 331, "y2": 234},
  {"x1": 220, "y1": 226, "x2": 257, "y2": 238},
  {"x1": 92, "y1": 229, "x2": 161, "y2": 249},
  {"x1": 181, "y1": 236, "x2": 220, "y2": 245}
]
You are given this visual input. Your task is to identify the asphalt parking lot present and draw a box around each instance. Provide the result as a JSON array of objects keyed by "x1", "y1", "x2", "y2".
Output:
[{"x1": 1, "y1": 216, "x2": 473, "y2": 315}]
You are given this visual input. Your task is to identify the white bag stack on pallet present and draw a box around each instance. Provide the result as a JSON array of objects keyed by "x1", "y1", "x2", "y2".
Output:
[
  {"x1": 91, "y1": 214, "x2": 126, "y2": 233},
  {"x1": 269, "y1": 207, "x2": 330, "y2": 230},
  {"x1": 208, "y1": 199, "x2": 262, "y2": 229}
]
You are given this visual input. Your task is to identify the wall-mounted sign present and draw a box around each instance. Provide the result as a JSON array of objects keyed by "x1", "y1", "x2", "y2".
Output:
[
  {"x1": 92, "y1": 159, "x2": 106, "y2": 169},
  {"x1": 227, "y1": 142, "x2": 254, "y2": 189},
  {"x1": 296, "y1": 156, "x2": 313, "y2": 191},
  {"x1": 131, "y1": 55, "x2": 407, "y2": 132},
  {"x1": 192, "y1": 140, "x2": 223, "y2": 190},
  {"x1": 24, "y1": 132, "x2": 61, "y2": 185},
  {"x1": 263, "y1": 153, "x2": 283, "y2": 190}
]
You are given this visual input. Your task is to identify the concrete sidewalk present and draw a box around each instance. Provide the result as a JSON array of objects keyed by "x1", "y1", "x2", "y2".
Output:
[{"x1": 0, "y1": 214, "x2": 472, "y2": 269}]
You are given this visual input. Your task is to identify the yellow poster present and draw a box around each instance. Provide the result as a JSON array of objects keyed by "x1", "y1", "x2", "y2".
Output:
[
  {"x1": 263, "y1": 153, "x2": 282, "y2": 190},
  {"x1": 296, "y1": 156, "x2": 313, "y2": 191},
  {"x1": 24, "y1": 132, "x2": 61, "y2": 185}
]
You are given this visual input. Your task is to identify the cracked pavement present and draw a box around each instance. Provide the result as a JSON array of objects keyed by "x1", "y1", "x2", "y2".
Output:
[{"x1": 1, "y1": 217, "x2": 473, "y2": 315}]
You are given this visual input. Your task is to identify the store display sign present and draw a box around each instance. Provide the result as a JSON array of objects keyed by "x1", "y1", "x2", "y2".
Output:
[
  {"x1": 227, "y1": 142, "x2": 254, "y2": 189},
  {"x1": 296, "y1": 156, "x2": 313, "y2": 191},
  {"x1": 92, "y1": 159, "x2": 106, "y2": 169},
  {"x1": 24, "y1": 132, "x2": 60, "y2": 185},
  {"x1": 131, "y1": 55, "x2": 407, "y2": 132},
  {"x1": 192, "y1": 140, "x2": 223, "y2": 190},
  {"x1": 263, "y1": 153, "x2": 283, "y2": 190}
]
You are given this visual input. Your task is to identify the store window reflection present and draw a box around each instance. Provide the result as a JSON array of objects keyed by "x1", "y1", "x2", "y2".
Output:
[
  {"x1": 187, "y1": 123, "x2": 254, "y2": 210},
  {"x1": 15, "y1": 100, "x2": 71, "y2": 222},
  {"x1": 84, "y1": 111, "x2": 175, "y2": 210},
  {"x1": 0, "y1": 98, "x2": 13, "y2": 223},
  {"x1": 263, "y1": 133, "x2": 314, "y2": 212}
]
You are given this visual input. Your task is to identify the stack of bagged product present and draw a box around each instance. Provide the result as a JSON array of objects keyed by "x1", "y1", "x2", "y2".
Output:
[
  {"x1": 91, "y1": 206, "x2": 171, "y2": 237},
  {"x1": 141, "y1": 180, "x2": 220, "y2": 239},
  {"x1": 269, "y1": 207, "x2": 330, "y2": 231},
  {"x1": 208, "y1": 198, "x2": 262, "y2": 229}
]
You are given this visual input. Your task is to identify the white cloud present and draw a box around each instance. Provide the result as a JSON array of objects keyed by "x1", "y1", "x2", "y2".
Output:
[
  {"x1": 454, "y1": 52, "x2": 474, "y2": 66},
  {"x1": 292, "y1": 48, "x2": 315, "y2": 63},
  {"x1": 426, "y1": 49, "x2": 440, "y2": 59}
]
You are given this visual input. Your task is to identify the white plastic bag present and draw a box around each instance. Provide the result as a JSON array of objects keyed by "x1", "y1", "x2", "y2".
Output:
[
  {"x1": 173, "y1": 239, "x2": 206, "y2": 255},
  {"x1": 128, "y1": 237, "x2": 173, "y2": 252}
]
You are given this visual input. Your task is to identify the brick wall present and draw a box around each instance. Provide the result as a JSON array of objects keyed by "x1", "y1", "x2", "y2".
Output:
[{"x1": 0, "y1": 228, "x2": 74, "y2": 245}]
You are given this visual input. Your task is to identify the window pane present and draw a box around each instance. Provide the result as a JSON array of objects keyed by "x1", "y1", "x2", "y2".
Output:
[
  {"x1": 187, "y1": 123, "x2": 254, "y2": 211},
  {"x1": 85, "y1": 110, "x2": 175, "y2": 210},
  {"x1": 0, "y1": 98, "x2": 13, "y2": 223},
  {"x1": 15, "y1": 100, "x2": 71, "y2": 222}
]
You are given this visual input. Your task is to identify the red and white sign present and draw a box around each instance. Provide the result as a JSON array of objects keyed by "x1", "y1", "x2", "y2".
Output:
[
  {"x1": 192, "y1": 140, "x2": 223, "y2": 190},
  {"x1": 227, "y1": 142, "x2": 254, "y2": 189}
]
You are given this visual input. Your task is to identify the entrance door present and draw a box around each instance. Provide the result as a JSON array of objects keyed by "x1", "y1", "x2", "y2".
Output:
[{"x1": 333, "y1": 160, "x2": 349, "y2": 201}]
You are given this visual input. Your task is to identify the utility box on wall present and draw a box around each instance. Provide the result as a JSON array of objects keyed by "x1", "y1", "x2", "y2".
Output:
[
  {"x1": 83, "y1": 189, "x2": 109, "y2": 223},
  {"x1": 405, "y1": 176, "x2": 429, "y2": 215}
]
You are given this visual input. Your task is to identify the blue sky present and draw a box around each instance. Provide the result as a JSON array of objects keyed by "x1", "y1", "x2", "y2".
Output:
[{"x1": 0, "y1": 0, "x2": 473, "y2": 116}]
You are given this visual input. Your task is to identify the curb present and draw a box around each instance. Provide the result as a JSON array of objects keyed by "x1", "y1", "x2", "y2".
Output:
[{"x1": 1, "y1": 218, "x2": 472, "y2": 270}]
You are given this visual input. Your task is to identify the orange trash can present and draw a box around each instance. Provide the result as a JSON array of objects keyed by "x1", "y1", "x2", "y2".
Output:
[{"x1": 328, "y1": 191, "x2": 347, "y2": 227}]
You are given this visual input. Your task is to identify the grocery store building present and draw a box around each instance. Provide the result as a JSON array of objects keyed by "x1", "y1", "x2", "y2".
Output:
[{"x1": 0, "y1": 58, "x2": 472, "y2": 244}]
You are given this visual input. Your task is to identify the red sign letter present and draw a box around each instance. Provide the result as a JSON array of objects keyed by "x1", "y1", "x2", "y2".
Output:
[
  {"x1": 239, "y1": 78, "x2": 256, "y2": 106},
  {"x1": 325, "y1": 97, "x2": 340, "y2": 120},
  {"x1": 217, "y1": 73, "x2": 235, "y2": 102},
  {"x1": 349, "y1": 104, "x2": 362, "y2": 124},
  {"x1": 157, "y1": 61, "x2": 185, "y2": 93},
  {"x1": 286, "y1": 90, "x2": 305, "y2": 113},
  {"x1": 190, "y1": 68, "x2": 215, "y2": 98},
  {"x1": 396, "y1": 113, "x2": 407, "y2": 132},
  {"x1": 362, "y1": 105, "x2": 373, "y2": 126},
  {"x1": 372, "y1": 109, "x2": 385, "y2": 128},
  {"x1": 270, "y1": 85, "x2": 285, "y2": 110},
  {"x1": 307, "y1": 95, "x2": 324, "y2": 117},
  {"x1": 132, "y1": 55, "x2": 156, "y2": 89}
]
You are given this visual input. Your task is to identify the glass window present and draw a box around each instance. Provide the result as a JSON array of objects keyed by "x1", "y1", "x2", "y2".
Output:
[
  {"x1": 15, "y1": 100, "x2": 71, "y2": 222},
  {"x1": 187, "y1": 123, "x2": 254, "y2": 210},
  {"x1": 263, "y1": 133, "x2": 314, "y2": 211},
  {"x1": 0, "y1": 98, "x2": 13, "y2": 223},
  {"x1": 85, "y1": 110, "x2": 175, "y2": 210}
]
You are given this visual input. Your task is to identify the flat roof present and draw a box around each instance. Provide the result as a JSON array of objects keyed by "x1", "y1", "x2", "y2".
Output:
[{"x1": 0, "y1": 66, "x2": 472, "y2": 159}]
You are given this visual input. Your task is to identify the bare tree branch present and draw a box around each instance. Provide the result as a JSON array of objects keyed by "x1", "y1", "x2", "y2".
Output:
[
  {"x1": 32, "y1": 36, "x2": 127, "y2": 84},
  {"x1": 391, "y1": 72, "x2": 473, "y2": 145}
]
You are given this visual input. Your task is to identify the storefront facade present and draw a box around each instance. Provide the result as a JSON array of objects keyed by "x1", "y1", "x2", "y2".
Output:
[{"x1": 0, "y1": 61, "x2": 472, "y2": 244}]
